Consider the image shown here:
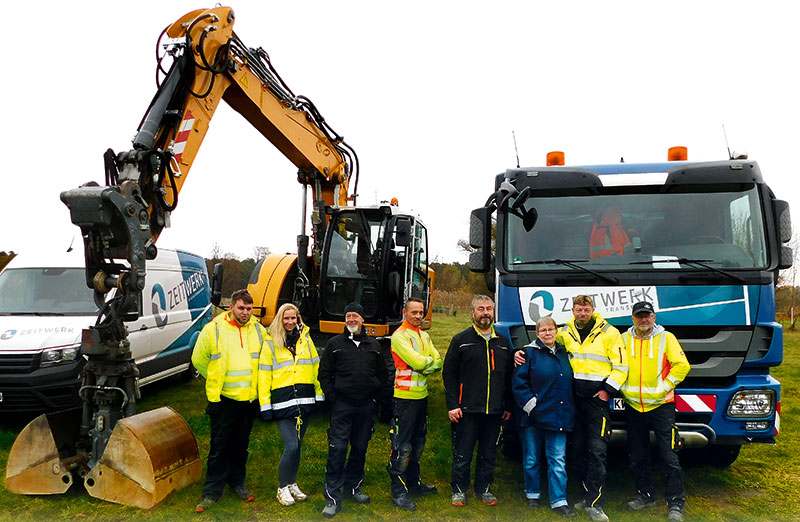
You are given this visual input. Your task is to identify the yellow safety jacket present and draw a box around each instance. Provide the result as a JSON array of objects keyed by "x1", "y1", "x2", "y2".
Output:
[
  {"x1": 191, "y1": 312, "x2": 263, "y2": 402},
  {"x1": 620, "y1": 325, "x2": 691, "y2": 413},
  {"x1": 556, "y1": 312, "x2": 628, "y2": 397},
  {"x1": 391, "y1": 320, "x2": 442, "y2": 400},
  {"x1": 257, "y1": 325, "x2": 324, "y2": 419}
]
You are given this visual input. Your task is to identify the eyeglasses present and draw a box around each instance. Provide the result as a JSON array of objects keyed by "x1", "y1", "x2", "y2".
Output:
[{"x1": 538, "y1": 328, "x2": 556, "y2": 333}]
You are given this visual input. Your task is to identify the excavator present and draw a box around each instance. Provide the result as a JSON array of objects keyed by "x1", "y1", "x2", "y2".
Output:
[{"x1": 5, "y1": 6, "x2": 432, "y2": 508}]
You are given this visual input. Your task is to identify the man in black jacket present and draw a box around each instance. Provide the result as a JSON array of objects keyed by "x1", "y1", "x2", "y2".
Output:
[
  {"x1": 318, "y1": 302, "x2": 389, "y2": 518},
  {"x1": 443, "y1": 295, "x2": 513, "y2": 507}
]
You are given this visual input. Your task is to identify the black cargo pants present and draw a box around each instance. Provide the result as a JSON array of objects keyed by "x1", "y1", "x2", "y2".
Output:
[
  {"x1": 450, "y1": 412, "x2": 502, "y2": 494},
  {"x1": 323, "y1": 399, "x2": 377, "y2": 504},
  {"x1": 387, "y1": 397, "x2": 428, "y2": 497},
  {"x1": 202, "y1": 396, "x2": 258, "y2": 500},
  {"x1": 625, "y1": 402, "x2": 686, "y2": 509},
  {"x1": 570, "y1": 395, "x2": 611, "y2": 508}
]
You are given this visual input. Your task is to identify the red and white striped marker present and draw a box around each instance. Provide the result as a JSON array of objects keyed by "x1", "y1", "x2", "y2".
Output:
[
  {"x1": 675, "y1": 394, "x2": 717, "y2": 413},
  {"x1": 173, "y1": 111, "x2": 195, "y2": 163}
]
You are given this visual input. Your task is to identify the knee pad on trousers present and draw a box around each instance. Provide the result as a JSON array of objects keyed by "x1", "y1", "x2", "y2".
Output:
[{"x1": 396, "y1": 443, "x2": 413, "y2": 472}]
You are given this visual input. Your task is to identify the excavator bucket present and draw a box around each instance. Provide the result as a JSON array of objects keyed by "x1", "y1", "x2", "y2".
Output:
[
  {"x1": 6, "y1": 406, "x2": 201, "y2": 509},
  {"x1": 5, "y1": 407, "x2": 81, "y2": 495},
  {"x1": 83, "y1": 407, "x2": 201, "y2": 508}
]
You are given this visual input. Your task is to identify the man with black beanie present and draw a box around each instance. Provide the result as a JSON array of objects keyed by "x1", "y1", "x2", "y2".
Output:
[{"x1": 318, "y1": 302, "x2": 390, "y2": 518}]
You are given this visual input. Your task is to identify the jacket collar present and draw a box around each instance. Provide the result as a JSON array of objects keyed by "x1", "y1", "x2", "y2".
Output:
[
  {"x1": 567, "y1": 312, "x2": 606, "y2": 335},
  {"x1": 472, "y1": 324, "x2": 496, "y2": 338},
  {"x1": 402, "y1": 320, "x2": 421, "y2": 333},
  {"x1": 625, "y1": 323, "x2": 665, "y2": 340}
]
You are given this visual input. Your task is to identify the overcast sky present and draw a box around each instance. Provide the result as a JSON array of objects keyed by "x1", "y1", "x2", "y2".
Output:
[{"x1": 2, "y1": 1, "x2": 798, "y2": 263}]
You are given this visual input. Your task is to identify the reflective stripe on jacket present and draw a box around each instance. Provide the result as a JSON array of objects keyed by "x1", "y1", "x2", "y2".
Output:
[
  {"x1": 391, "y1": 320, "x2": 441, "y2": 399},
  {"x1": 620, "y1": 325, "x2": 691, "y2": 412},
  {"x1": 556, "y1": 312, "x2": 628, "y2": 397},
  {"x1": 257, "y1": 324, "x2": 324, "y2": 419},
  {"x1": 191, "y1": 312, "x2": 263, "y2": 402}
]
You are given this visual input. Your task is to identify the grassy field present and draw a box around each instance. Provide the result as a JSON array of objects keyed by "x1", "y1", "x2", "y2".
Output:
[{"x1": 0, "y1": 313, "x2": 798, "y2": 521}]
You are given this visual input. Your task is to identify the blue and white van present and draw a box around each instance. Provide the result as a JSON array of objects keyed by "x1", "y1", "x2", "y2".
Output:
[{"x1": 0, "y1": 247, "x2": 212, "y2": 412}]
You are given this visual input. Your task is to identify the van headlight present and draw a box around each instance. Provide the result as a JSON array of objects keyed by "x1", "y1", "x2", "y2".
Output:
[
  {"x1": 40, "y1": 346, "x2": 79, "y2": 367},
  {"x1": 727, "y1": 389, "x2": 776, "y2": 418}
]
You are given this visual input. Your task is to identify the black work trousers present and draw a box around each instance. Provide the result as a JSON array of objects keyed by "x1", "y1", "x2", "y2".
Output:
[
  {"x1": 625, "y1": 403, "x2": 686, "y2": 509},
  {"x1": 387, "y1": 397, "x2": 428, "y2": 497},
  {"x1": 450, "y1": 412, "x2": 502, "y2": 494},
  {"x1": 202, "y1": 396, "x2": 258, "y2": 500},
  {"x1": 324, "y1": 400, "x2": 377, "y2": 504},
  {"x1": 570, "y1": 396, "x2": 611, "y2": 508}
]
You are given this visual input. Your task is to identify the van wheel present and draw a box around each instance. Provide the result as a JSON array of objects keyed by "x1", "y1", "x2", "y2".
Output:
[{"x1": 182, "y1": 365, "x2": 200, "y2": 381}]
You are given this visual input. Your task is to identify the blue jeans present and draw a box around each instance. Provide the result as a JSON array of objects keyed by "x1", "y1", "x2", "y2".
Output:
[{"x1": 520, "y1": 426, "x2": 568, "y2": 508}]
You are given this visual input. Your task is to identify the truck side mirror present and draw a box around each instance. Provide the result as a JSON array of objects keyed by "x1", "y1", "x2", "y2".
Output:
[
  {"x1": 210, "y1": 263, "x2": 224, "y2": 307},
  {"x1": 774, "y1": 200, "x2": 792, "y2": 244},
  {"x1": 395, "y1": 220, "x2": 412, "y2": 247},
  {"x1": 468, "y1": 207, "x2": 492, "y2": 273}
]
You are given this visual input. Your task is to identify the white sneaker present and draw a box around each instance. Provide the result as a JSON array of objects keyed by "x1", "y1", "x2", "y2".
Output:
[
  {"x1": 277, "y1": 486, "x2": 295, "y2": 506},
  {"x1": 288, "y1": 483, "x2": 307, "y2": 502}
]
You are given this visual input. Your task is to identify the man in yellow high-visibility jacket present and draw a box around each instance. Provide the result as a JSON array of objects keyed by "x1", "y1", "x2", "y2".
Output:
[
  {"x1": 386, "y1": 297, "x2": 442, "y2": 511},
  {"x1": 620, "y1": 301, "x2": 690, "y2": 522},
  {"x1": 191, "y1": 289, "x2": 264, "y2": 513}
]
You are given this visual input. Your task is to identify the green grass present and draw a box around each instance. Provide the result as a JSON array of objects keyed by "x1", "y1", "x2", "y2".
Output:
[{"x1": 1, "y1": 314, "x2": 798, "y2": 520}]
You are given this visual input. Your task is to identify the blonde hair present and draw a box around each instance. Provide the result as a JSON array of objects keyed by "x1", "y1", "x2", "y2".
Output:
[
  {"x1": 572, "y1": 295, "x2": 594, "y2": 308},
  {"x1": 269, "y1": 303, "x2": 302, "y2": 349}
]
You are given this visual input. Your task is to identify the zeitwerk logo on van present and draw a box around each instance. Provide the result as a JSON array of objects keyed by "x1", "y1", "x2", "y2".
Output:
[
  {"x1": 1, "y1": 327, "x2": 77, "y2": 341},
  {"x1": 151, "y1": 271, "x2": 206, "y2": 328},
  {"x1": 521, "y1": 286, "x2": 658, "y2": 325}
]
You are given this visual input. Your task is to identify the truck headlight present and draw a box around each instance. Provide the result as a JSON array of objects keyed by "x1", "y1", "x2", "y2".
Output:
[
  {"x1": 40, "y1": 346, "x2": 79, "y2": 368},
  {"x1": 727, "y1": 389, "x2": 776, "y2": 418}
]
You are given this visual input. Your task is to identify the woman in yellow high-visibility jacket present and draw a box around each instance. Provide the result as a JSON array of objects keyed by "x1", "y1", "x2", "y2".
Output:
[{"x1": 258, "y1": 303, "x2": 324, "y2": 507}]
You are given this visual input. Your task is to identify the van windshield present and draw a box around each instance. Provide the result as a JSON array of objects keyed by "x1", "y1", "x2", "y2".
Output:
[{"x1": 0, "y1": 268, "x2": 98, "y2": 315}]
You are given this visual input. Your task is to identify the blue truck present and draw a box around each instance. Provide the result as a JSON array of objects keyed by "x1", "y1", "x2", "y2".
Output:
[{"x1": 468, "y1": 148, "x2": 792, "y2": 466}]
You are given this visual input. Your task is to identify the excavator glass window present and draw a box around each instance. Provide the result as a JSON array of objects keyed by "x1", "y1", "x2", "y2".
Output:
[{"x1": 324, "y1": 211, "x2": 385, "y2": 317}]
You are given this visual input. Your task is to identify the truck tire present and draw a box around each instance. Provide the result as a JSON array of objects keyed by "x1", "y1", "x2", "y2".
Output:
[{"x1": 707, "y1": 444, "x2": 741, "y2": 467}]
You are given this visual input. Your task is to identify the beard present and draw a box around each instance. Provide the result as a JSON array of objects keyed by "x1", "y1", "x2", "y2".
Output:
[
  {"x1": 346, "y1": 324, "x2": 360, "y2": 334},
  {"x1": 473, "y1": 316, "x2": 492, "y2": 329}
]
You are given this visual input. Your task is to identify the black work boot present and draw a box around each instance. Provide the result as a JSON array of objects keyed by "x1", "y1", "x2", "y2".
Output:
[{"x1": 392, "y1": 493, "x2": 417, "y2": 511}]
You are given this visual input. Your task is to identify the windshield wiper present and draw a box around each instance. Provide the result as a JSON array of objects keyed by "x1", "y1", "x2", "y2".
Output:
[
  {"x1": 629, "y1": 258, "x2": 745, "y2": 283},
  {"x1": 514, "y1": 259, "x2": 619, "y2": 284}
]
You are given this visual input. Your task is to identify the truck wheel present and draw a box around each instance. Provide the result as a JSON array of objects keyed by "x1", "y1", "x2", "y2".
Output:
[{"x1": 707, "y1": 445, "x2": 741, "y2": 467}]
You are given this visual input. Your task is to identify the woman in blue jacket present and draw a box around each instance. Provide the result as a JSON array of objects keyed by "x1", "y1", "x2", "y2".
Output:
[{"x1": 512, "y1": 316, "x2": 576, "y2": 517}]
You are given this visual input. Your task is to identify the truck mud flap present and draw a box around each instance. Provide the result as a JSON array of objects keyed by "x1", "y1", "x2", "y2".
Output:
[
  {"x1": 5, "y1": 407, "x2": 81, "y2": 495},
  {"x1": 83, "y1": 406, "x2": 201, "y2": 508}
]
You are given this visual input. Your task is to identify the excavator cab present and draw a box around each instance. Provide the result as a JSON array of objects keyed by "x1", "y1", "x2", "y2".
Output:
[{"x1": 319, "y1": 205, "x2": 431, "y2": 334}]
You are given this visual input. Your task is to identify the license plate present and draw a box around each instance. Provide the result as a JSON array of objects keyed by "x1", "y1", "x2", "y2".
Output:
[{"x1": 611, "y1": 398, "x2": 625, "y2": 410}]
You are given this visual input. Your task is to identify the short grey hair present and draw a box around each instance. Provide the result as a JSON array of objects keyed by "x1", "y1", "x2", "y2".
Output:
[
  {"x1": 471, "y1": 295, "x2": 494, "y2": 310},
  {"x1": 536, "y1": 316, "x2": 557, "y2": 331}
]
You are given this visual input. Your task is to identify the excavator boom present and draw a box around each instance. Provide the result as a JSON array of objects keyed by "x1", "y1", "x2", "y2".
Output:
[{"x1": 8, "y1": 6, "x2": 361, "y2": 508}]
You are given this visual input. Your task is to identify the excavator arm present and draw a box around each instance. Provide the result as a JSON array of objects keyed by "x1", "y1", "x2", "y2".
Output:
[{"x1": 9, "y1": 6, "x2": 358, "y2": 508}]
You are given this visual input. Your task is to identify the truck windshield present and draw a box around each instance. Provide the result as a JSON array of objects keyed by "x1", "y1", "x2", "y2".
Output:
[
  {"x1": 505, "y1": 186, "x2": 768, "y2": 271},
  {"x1": 0, "y1": 268, "x2": 98, "y2": 315}
]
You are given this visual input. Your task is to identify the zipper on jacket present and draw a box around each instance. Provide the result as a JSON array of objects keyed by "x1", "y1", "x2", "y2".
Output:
[{"x1": 485, "y1": 340, "x2": 491, "y2": 413}]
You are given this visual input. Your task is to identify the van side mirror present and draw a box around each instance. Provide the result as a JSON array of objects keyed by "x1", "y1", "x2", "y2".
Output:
[
  {"x1": 395, "y1": 220, "x2": 412, "y2": 247},
  {"x1": 210, "y1": 263, "x2": 224, "y2": 307},
  {"x1": 468, "y1": 207, "x2": 492, "y2": 273}
]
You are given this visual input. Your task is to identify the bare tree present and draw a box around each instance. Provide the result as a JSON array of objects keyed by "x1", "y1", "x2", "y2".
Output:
[
  {"x1": 253, "y1": 246, "x2": 271, "y2": 261},
  {"x1": 209, "y1": 242, "x2": 222, "y2": 260}
]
